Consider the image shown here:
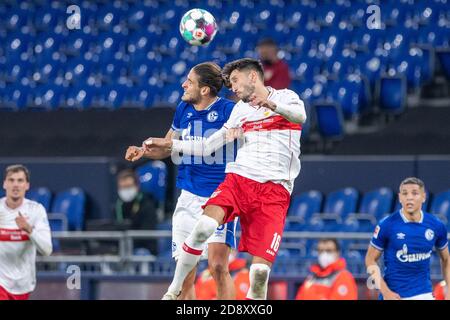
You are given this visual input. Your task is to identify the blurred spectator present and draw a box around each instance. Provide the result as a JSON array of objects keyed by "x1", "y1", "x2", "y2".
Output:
[
  {"x1": 195, "y1": 251, "x2": 250, "y2": 300},
  {"x1": 115, "y1": 169, "x2": 158, "y2": 254},
  {"x1": 433, "y1": 280, "x2": 447, "y2": 300},
  {"x1": 295, "y1": 239, "x2": 358, "y2": 300},
  {"x1": 257, "y1": 38, "x2": 291, "y2": 89}
]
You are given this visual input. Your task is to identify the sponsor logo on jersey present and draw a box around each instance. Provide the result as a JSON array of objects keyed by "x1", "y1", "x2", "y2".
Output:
[
  {"x1": 210, "y1": 190, "x2": 222, "y2": 199},
  {"x1": 207, "y1": 111, "x2": 219, "y2": 122},
  {"x1": 425, "y1": 229, "x2": 434, "y2": 241},
  {"x1": 373, "y1": 226, "x2": 380, "y2": 239},
  {"x1": 0, "y1": 228, "x2": 30, "y2": 241},
  {"x1": 396, "y1": 244, "x2": 432, "y2": 263}
]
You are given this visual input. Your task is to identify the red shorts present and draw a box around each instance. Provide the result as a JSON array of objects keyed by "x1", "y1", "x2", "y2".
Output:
[
  {"x1": 0, "y1": 285, "x2": 30, "y2": 300},
  {"x1": 203, "y1": 173, "x2": 290, "y2": 263}
]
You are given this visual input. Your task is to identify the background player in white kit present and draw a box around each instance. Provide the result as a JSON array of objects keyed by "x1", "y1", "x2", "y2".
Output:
[
  {"x1": 0, "y1": 165, "x2": 52, "y2": 300},
  {"x1": 125, "y1": 62, "x2": 237, "y2": 299},
  {"x1": 145, "y1": 58, "x2": 307, "y2": 300}
]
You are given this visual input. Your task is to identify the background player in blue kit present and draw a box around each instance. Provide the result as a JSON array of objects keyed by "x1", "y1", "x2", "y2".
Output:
[
  {"x1": 366, "y1": 177, "x2": 450, "y2": 300},
  {"x1": 126, "y1": 62, "x2": 238, "y2": 299}
]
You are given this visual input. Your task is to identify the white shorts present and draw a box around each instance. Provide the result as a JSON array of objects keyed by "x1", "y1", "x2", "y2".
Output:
[
  {"x1": 171, "y1": 190, "x2": 237, "y2": 260},
  {"x1": 402, "y1": 292, "x2": 434, "y2": 300}
]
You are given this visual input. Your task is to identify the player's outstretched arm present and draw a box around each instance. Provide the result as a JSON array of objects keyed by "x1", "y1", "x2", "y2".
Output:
[
  {"x1": 437, "y1": 247, "x2": 450, "y2": 300},
  {"x1": 125, "y1": 130, "x2": 179, "y2": 162},
  {"x1": 365, "y1": 245, "x2": 401, "y2": 300},
  {"x1": 144, "y1": 127, "x2": 228, "y2": 157}
]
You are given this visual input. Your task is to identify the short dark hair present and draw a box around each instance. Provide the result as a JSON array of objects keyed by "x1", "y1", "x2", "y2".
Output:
[
  {"x1": 222, "y1": 58, "x2": 265, "y2": 88},
  {"x1": 318, "y1": 238, "x2": 340, "y2": 252},
  {"x1": 257, "y1": 37, "x2": 277, "y2": 48},
  {"x1": 4, "y1": 164, "x2": 30, "y2": 182},
  {"x1": 399, "y1": 177, "x2": 425, "y2": 191},
  {"x1": 117, "y1": 169, "x2": 138, "y2": 185},
  {"x1": 192, "y1": 62, "x2": 224, "y2": 97}
]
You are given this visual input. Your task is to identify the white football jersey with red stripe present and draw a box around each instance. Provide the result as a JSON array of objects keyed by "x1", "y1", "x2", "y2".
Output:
[
  {"x1": 223, "y1": 87, "x2": 305, "y2": 193},
  {"x1": 0, "y1": 197, "x2": 52, "y2": 295}
]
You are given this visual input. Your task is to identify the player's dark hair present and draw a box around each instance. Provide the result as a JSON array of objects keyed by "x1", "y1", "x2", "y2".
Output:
[
  {"x1": 222, "y1": 58, "x2": 265, "y2": 88},
  {"x1": 192, "y1": 62, "x2": 223, "y2": 97},
  {"x1": 318, "y1": 238, "x2": 341, "y2": 253},
  {"x1": 399, "y1": 177, "x2": 425, "y2": 191},
  {"x1": 4, "y1": 164, "x2": 30, "y2": 182},
  {"x1": 117, "y1": 169, "x2": 138, "y2": 185},
  {"x1": 257, "y1": 37, "x2": 278, "y2": 48}
]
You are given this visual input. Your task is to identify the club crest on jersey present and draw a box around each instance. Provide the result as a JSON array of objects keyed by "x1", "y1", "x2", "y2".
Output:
[
  {"x1": 425, "y1": 229, "x2": 434, "y2": 241},
  {"x1": 207, "y1": 111, "x2": 219, "y2": 122}
]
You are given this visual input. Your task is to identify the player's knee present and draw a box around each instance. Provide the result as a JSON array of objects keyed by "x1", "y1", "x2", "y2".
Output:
[
  {"x1": 209, "y1": 260, "x2": 229, "y2": 279},
  {"x1": 193, "y1": 215, "x2": 219, "y2": 244},
  {"x1": 248, "y1": 263, "x2": 271, "y2": 300}
]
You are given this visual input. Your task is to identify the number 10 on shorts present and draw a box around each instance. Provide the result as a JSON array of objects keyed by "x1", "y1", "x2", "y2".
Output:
[{"x1": 270, "y1": 233, "x2": 281, "y2": 252}]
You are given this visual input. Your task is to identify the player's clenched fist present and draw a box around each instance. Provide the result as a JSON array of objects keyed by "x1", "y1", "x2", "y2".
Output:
[
  {"x1": 125, "y1": 146, "x2": 144, "y2": 162},
  {"x1": 143, "y1": 137, "x2": 172, "y2": 150}
]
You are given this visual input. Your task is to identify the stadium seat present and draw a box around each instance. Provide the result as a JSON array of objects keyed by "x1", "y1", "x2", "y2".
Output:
[
  {"x1": 314, "y1": 102, "x2": 345, "y2": 140},
  {"x1": 321, "y1": 187, "x2": 359, "y2": 220},
  {"x1": 136, "y1": 161, "x2": 167, "y2": 204},
  {"x1": 156, "y1": 221, "x2": 172, "y2": 258},
  {"x1": 50, "y1": 188, "x2": 86, "y2": 231},
  {"x1": 429, "y1": 190, "x2": 450, "y2": 224},
  {"x1": 287, "y1": 190, "x2": 323, "y2": 226},
  {"x1": 378, "y1": 75, "x2": 407, "y2": 114},
  {"x1": 26, "y1": 187, "x2": 52, "y2": 212},
  {"x1": 358, "y1": 188, "x2": 394, "y2": 219}
]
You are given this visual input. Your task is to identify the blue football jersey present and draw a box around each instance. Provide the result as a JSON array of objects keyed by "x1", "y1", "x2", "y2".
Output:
[
  {"x1": 370, "y1": 210, "x2": 448, "y2": 298},
  {"x1": 171, "y1": 97, "x2": 236, "y2": 197}
]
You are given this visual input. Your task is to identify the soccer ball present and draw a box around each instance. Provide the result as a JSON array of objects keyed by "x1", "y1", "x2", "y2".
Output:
[{"x1": 179, "y1": 9, "x2": 218, "y2": 46}]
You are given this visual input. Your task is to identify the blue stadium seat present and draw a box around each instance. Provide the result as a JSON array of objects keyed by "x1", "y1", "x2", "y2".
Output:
[
  {"x1": 287, "y1": 190, "x2": 323, "y2": 226},
  {"x1": 429, "y1": 190, "x2": 450, "y2": 224},
  {"x1": 344, "y1": 214, "x2": 377, "y2": 233},
  {"x1": 359, "y1": 188, "x2": 394, "y2": 219},
  {"x1": 51, "y1": 188, "x2": 86, "y2": 231},
  {"x1": 136, "y1": 161, "x2": 167, "y2": 204},
  {"x1": 65, "y1": 85, "x2": 97, "y2": 109},
  {"x1": 314, "y1": 102, "x2": 345, "y2": 140},
  {"x1": 26, "y1": 187, "x2": 52, "y2": 212},
  {"x1": 31, "y1": 84, "x2": 65, "y2": 110},
  {"x1": 322, "y1": 187, "x2": 359, "y2": 220},
  {"x1": 2, "y1": 84, "x2": 31, "y2": 110},
  {"x1": 379, "y1": 75, "x2": 407, "y2": 114}
]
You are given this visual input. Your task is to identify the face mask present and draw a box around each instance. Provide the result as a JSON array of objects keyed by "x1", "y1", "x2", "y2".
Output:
[
  {"x1": 318, "y1": 252, "x2": 337, "y2": 269},
  {"x1": 118, "y1": 187, "x2": 138, "y2": 203},
  {"x1": 261, "y1": 59, "x2": 273, "y2": 66}
]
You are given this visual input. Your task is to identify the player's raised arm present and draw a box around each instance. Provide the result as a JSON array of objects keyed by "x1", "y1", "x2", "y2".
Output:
[
  {"x1": 365, "y1": 245, "x2": 400, "y2": 300},
  {"x1": 248, "y1": 89, "x2": 307, "y2": 124},
  {"x1": 144, "y1": 126, "x2": 228, "y2": 157}
]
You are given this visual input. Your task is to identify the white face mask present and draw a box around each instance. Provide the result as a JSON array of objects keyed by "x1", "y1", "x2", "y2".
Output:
[
  {"x1": 118, "y1": 187, "x2": 138, "y2": 202},
  {"x1": 318, "y1": 252, "x2": 338, "y2": 269}
]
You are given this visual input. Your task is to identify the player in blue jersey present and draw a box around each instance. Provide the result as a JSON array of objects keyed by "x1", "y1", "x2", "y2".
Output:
[
  {"x1": 125, "y1": 62, "x2": 238, "y2": 300},
  {"x1": 366, "y1": 177, "x2": 450, "y2": 300}
]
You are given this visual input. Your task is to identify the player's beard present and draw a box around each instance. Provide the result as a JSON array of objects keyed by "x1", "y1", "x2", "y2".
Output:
[
  {"x1": 181, "y1": 91, "x2": 201, "y2": 105},
  {"x1": 240, "y1": 83, "x2": 256, "y2": 103}
]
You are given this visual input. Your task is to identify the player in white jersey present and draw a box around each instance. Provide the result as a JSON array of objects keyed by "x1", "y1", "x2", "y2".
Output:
[
  {"x1": 145, "y1": 58, "x2": 307, "y2": 300},
  {"x1": 0, "y1": 165, "x2": 52, "y2": 300}
]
